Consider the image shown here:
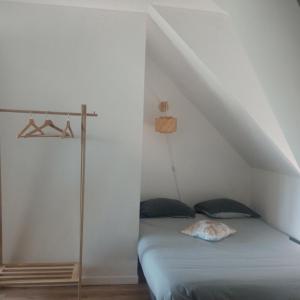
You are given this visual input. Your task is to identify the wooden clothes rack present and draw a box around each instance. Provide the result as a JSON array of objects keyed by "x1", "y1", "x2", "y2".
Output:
[{"x1": 0, "y1": 105, "x2": 98, "y2": 299}]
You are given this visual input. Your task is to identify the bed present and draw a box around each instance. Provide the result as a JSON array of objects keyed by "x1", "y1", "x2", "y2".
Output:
[{"x1": 138, "y1": 214, "x2": 300, "y2": 300}]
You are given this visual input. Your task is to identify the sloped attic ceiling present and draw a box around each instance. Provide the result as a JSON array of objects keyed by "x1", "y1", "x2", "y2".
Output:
[{"x1": 147, "y1": 4, "x2": 300, "y2": 176}]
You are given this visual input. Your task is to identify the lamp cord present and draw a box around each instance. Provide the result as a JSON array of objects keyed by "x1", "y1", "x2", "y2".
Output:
[
  {"x1": 156, "y1": 97, "x2": 182, "y2": 200},
  {"x1": 165, "y1": 134, "x2": 182, "y2": 201}
]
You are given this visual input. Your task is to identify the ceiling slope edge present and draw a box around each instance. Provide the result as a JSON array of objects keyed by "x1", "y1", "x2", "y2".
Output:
[
  {"x1": 0, "y1": 0, "x2": 148, "y2": 12},
  {"x1": 151, "y1": 0, "x2": 227, "y2": 15},
  {"x1": 0, "y1": 0, "x2": 226, "y2": 13},
  {"x1": 149, "y1": 6, "x2": 300, "y2": 176}
]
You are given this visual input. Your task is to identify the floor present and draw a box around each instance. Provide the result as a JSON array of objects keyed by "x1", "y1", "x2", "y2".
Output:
[{"x1": 0, "y1": 285, "x2": 151, "y2": 299}]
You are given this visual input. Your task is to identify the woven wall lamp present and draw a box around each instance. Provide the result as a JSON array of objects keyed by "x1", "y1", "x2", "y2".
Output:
[{"x1": 155, "y1": 101, "x2": 177, "y2": 134}]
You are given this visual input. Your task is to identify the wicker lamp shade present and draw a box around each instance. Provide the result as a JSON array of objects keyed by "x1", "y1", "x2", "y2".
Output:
[
  {"x1": 155, "y1": 116, "x2": 177, "y2": 133},
  {"x1": 155, "y1": 101, "x2": 177, "y2": 133}
]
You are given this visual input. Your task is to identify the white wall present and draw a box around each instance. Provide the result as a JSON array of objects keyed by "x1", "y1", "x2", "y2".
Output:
[
  {"x1": 0, "y1": 1, "x2": 145, "y2": 284},
  {"x1": 213, "y1": 0, "x2": 300, "y2": 239},
  {"x1": 252, "y1": 169, "x2": 300, "y2": 240},
  {"x1": 145, "y1": 1, "x2": 300, "y2": 240},
  {"x1": 214, "y1": 0, "x2": 300, "y2": 165},
  {"x1": 147, "y1": 8, "x2": 299, "y2": 176},
  {"x1": 141, "y1": 56, "x2": 252, "y2": 206}
]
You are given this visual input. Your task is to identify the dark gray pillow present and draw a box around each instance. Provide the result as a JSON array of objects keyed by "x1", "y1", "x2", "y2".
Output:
[
  {"x1": 194, "y1": 198, "x2": 260, "y2": 219},
  {"x1": 140, "y1": 198, "x2": 195, "y2": 218}
]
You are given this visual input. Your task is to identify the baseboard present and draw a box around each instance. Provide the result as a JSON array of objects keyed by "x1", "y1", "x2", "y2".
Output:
[{"x1": 83, "y1": 275, "x2": 139, "y2": 285}]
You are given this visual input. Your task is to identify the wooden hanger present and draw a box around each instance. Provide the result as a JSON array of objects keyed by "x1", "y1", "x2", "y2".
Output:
[
  {"x1": 61, "y1": 119, "x2": 74, "y2": 139},
  {"x1": 25, "y1": 119, "x2": 64, "y2": 138},
  {"x1": 17, "y1": 117, "x2": 44, "y2": 138}
]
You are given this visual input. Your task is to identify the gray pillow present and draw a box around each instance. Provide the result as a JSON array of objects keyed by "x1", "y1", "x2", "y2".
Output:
[
  {"x1": 194, "y1": 198, "x2": 260, "y2": 219},
  {"x1": 140, "y1": 198, "x2": 195, "y2": 218}
]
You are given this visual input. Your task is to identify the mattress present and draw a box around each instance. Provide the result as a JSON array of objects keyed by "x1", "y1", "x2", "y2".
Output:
[{"x1": 138, "y1": 215, "x2": 300, "y2": 300}]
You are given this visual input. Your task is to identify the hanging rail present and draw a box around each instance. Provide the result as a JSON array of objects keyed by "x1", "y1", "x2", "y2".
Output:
[
  {"x1": 0, "y1": 105, "x2": 96, "y2": 300},
  {"x1": 0, "y1": 108, "x2": 98, "y2": 117}
]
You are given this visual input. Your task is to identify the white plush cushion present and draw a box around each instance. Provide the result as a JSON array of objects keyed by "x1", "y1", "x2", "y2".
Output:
[{"x1": 181, "y1": 220, "x2": 236, "y2": 241}]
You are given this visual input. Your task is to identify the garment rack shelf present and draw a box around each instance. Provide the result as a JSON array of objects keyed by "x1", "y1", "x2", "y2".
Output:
[{"x1": 0, "y1": 263, "x2": 79, "y2": 286}]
